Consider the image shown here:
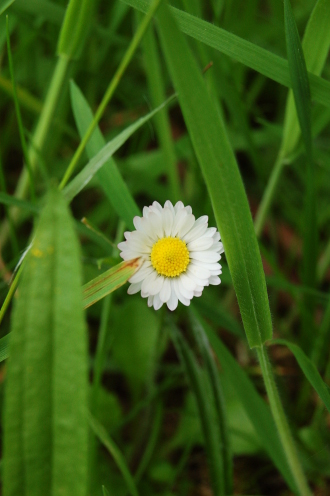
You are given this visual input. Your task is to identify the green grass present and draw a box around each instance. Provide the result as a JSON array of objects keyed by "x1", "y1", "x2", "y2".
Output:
[{"x1": 0, "y1": 0, "x2": 330, "y2": 495}]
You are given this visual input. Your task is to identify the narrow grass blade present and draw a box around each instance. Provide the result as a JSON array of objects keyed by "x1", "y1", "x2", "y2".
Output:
[
  {"x1": 157, "y1": 1, "x2": 272, "y2": 348},
  {"x1": 57, "y1": 0, "x2": 94, "y2": 59},
  {"x1": 3, "y1": 188, "x2": 88, "y2": 496},
  {"x1": 83, "y1": 258, "x2": 141, "y2": 309},
  {"x1": 189, "y1": 308, "x2": 233, "y2": 495},
  {"x1": 89, "y1": 414, "x2": 140, "y2": 496},
  {"x1": 0, "y1": 192, "x2": 39, "y2": 212},
  {"x1": 63, "y1": 95, "x2": 174, "y2": 204},
  {"x1": 70, "y1": 80, "x2": 140, "y2": 229},
  {"x1": 170, "y1": 323, "x2": 226, "y2": 495},
  {"x1": 284, "y1": 0, "x2": 317, "y2": 352},
  {"x1": 0, "y1": 334, "x2": 9, "y2": 362},
  {"x1": 122, "y1": 0, "x2": 330, "y2": 109},
  {"x1": 0, "y1": 0, "x2": 14, "y2": 15},
  {"x1": 195, "y1": 314, "x2": 297, "y2": 492},
  {"x1": 272, "y1": 339, "x2": 330, "y2": 415}
]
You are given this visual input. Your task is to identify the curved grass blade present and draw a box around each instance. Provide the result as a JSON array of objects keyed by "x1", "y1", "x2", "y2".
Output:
[
  {"x1": 157, "y1": 1, "x2": 272, "y2": 348},
  {"x1": 83, "y1": 258, "x2": 141, "y2": 309},
  {"x1": 194, "y1": 312, "x2": 297, "y2": 492},
  {"x1": 272, "y1": 339, "x2": 330, "y2": 414},
  {"x1": 170, "y1": 322, "x2": 226, "y2": 495},
  {"x1": 70, "y1": 80, "x2": 140, "y2": 230},
  {"x1": 189, "y1": 308, "x2": 233, "y2": 495},
  {"x1": 3, "y1": 188, "x2": 88, "y2": 496},
  {"x1": 63, "y1": 95, "x2": 174, "y2": 204},
  {"x1": 89, "y1": 413, "x2": 139, "y2": 496},
  {"x1": 122, "y1": 0, "x2": 330, "y2": 109}
]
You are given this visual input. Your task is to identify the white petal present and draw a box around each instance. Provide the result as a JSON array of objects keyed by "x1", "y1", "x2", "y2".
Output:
[
  {"x1": 141, "y1": 271, "x2": 158, "y2": 294},
  {"x1": 147, "y1": 275, "x2": 165, "y2": 296},
  {"x1": 187, "y1": 236, "x2": 214, "y2": 251},
  {"x1": 174, "y1": 201, "x2": 184, "y2": 213},
  {"x1": 172, "y1": 208, "x2": 187, "y2": 236},
  {"x1": 180, "y1": 273, "x2": 197, "y2": 291},
  {"x1": 153, "y1": 293, "x2": 163, "y2": 310},
  {"x1": 177, "y1": 278, "x2": 194, "y2": 300},
  {"x1": 164, "y1": 200, "x2": 175, "y2": 215},
  {"x1": 194, "y1": 290, "x2": 203, "y2": 297},
  {"x1": 159, "y1": 277, "x2": 171, "y2": 303},
  {"x1": 186, "y1": 268, "x2": 209, "y2": 287},
  {"x1": 187, "y1": 264, "x2": 210, "y2": 280},
  {"x1": 167, "y1": 283, "x2": 178, "y2": 311},
  {"x1": 183, "y1": 219, "x2": 208, "y2": 243},
  {"x1": 148, "y1": 212, "x2": 163, "y2": 239},
  {"x1": 209, "y1": 275, "x2": 221, "y2": 285},
  {"x1": 162, "y1": 207, "x2": 174, "y2": 237},
  {"x1": 173, "y1": 279, "x2": 190, "y2": 306},
  {"x1": 191, "y1": 260, "x2": 221, "y2": 271},
  {"x1": 127, "y1": 281, "x2": 142, "y2": 294},
  {"x1": 148, "y1": 295, "x2": 153, "y2": 307},
  {"x1": 190, "y1": 251, "x2": 221, "y2": 263},
  {"x1": 129, "y1": 265, "x2": 154, "y2": 283},
  {"x1": 133, "y1": 216, "x2": 142, "y2": 230},
  {"x1": 177, "y1": 214, "x2": 195, "y2": 238},
  {"x1": 120, "y1": 250, "x2": 141, "y2": 260}
]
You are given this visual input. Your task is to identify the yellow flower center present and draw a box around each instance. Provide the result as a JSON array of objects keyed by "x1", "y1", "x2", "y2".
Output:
[{"x1": 151, "y1": 237, "x2": 190, "y2": 277}]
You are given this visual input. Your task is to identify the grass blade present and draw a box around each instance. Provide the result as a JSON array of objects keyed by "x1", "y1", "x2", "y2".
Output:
[
  {"x1": 83, "y1": 258, "x2": 141, "y2": 309},
  {"x1": 170, "y1": 323, "x2": 226, "y2": 495},
  {"x1": 89, "y1": 414, "x2": 139, "y2": 496},
  {"x1": 0, "y1": 334, "x2": 9, "y2": 362},
  {"x1": 0, "y1": 0, "x2": 14, "y2": 15},
  {"x1": 194, "y1": 313, "x2": 297, "y2": 492},
  {"x1": 122, "y1": 0, "x2": 330, "y2": 109},
  {"x1": 3, "y1": 188, "x2": 88, "y2": 496},
  {"x1": 63, "y1": 95, "x2": 174, "y2": 204},
  {"x1": 157, "y1": 1, "x2": 272, "y2": 348},
  {"x1": 272, "y1": 339, "x2": 330, "y2": 415},
  {"x1": 70, "y1": 80, "x2": 140, "y2": 230}
]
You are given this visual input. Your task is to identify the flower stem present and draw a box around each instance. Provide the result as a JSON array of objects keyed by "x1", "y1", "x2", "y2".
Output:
[
  {"x1": 58, "y1": 0, "x2": 163, "y2": 190},
  {"x1": 256, "y1": 345, "x2": 311, "y2": 496}
]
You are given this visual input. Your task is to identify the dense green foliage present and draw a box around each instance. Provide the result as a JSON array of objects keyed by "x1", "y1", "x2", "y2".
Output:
[{"x1": 0, "y1": 0, "x2": 330, "y2": 494}]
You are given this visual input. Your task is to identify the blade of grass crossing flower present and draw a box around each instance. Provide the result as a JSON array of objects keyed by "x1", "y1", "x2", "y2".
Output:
[
  {"x1": 63, "y1": 95, "x2": 174, "y2": 204},
  {"x1": 193, "y1": 312, "x2": 297, "y2": 493},
  {"x1": 157, "y1": 1, "x2": 272, "y2": 348},
  {"x1": 70, "y1": 80, "x2": 140, "y2": 229},
  {"x1": 89, "y1": 414, "x2": 140, "y2": 496},
  {"x1": 3, "y1": 188, "x2": 88, "y2": 496},
  {"x1": 284, "y1": 0, "x2": 317, "y2": 352},
  {"x1": 189, "y1": 308, "x2": 233, "y2": 495},
  {"x1": 170, "y1": 323, "x2": 226, "y2": 496},
  {"x1": 122, "y1": 0, "x2": 330, "y2": 109},
  {"x1": 272, "y1": 339, "x2": 330, "y2": 415},
  {"x1": 82, "y1": 258, "x2": 141, "y2": 309}
]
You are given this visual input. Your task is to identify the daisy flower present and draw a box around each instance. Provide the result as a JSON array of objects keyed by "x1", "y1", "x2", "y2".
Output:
[{"x1": 118, "y1": 201, "x2": 224, "y2": 311}]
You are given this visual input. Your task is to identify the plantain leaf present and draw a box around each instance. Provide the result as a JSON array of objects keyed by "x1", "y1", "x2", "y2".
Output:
[
  {"x1": 3, "y1": 188, "x2": 88, "y2": 496},
  {"x1": 156, "y1": 1, "x2": 272, "y2": 348}
]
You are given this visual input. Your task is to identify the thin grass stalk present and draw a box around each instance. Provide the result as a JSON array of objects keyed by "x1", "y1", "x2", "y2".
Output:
[
  {"x1": 59, "y1": 0, "x2": 164, "y2": 190},
  {"x1": 256, "y1": 345, "x2": 311, "y2": 496}
]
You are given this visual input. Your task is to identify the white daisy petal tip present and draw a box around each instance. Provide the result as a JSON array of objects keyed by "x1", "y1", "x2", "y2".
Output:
[{"x1": 118, "y1": 201, "x2": 224, "y2": 310}]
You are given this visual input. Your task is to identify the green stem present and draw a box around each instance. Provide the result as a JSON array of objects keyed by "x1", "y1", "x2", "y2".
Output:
[
  {"x1": 59, "y1": 0, "x2": 163, "y2": 190},
  {"x1": 254, "y1": 151, "x2": 285, "y2": 237},
  {"x1": 0, "y1": 262, "x2": 23, "y2": 327},
  {"x1": 256, "y1": 345, "x2": 311, "y2": 496},
  {"x1": 0, "y1": 55, "x2": 70, "y2": 246}
]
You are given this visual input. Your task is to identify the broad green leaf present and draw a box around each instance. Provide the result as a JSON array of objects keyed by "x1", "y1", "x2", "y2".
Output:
[
  {"x1": 89, "y1": 414, "x2": 139, "y2": 496},
  {"x1": 0, "y1": 0, "x2": 14, "y2": 15},
  {"x1": 82, "y1": 258, "x2": 141, "y2": 309},
  {"x1": 122, "y1": 0, "x2": 330, "y2": 109},
  {"x1": 70, "y1": 80, "x2": 140, "y2": 230},
  {"x1": 272, "y1": 339, "x2": 330, "y2": 415},
  {"x1": 3, "y1": 188, "x2": 88, "y2": 496},
  {"x1": 63, "y1": 95, "x2": 174, "y2": 204},
  {"x1": 157, "y1": 1, "x2": 272, "y2": 348},
  {"x1": 194, "y1": 313, "x2": 297, "y2": 492},
  {"x1": 170, "y1": 323, "x2": 226, "y2": 496}
]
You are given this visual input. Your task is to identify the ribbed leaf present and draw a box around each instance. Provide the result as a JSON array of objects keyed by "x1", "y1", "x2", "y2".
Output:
[
  {"x1": 122, "y1": 0, "x2": 330, "y2": 109},
  {"x1": 157, "y1": 1, "x2": 272, "y2": 348},
  {"x1": 272, "y1": 339, "x2": 330, "y2": 414},
  {"x1": 70, "y1": 80, "x2": 140, "y2": 230},
  {"x1": 83, "y1": 258, "x2": 141, "y2": 309},
  {"x1": 3, "y1": 188, "x2": 88, "y2": 496},
  {"x1": 63, "y1": 95, "x2": 174, "y2": 204}
]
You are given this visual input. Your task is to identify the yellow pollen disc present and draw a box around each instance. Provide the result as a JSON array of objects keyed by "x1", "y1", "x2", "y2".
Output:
[{"x1": 151, "y1": 237, "x2": 190, "y2": 277}]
